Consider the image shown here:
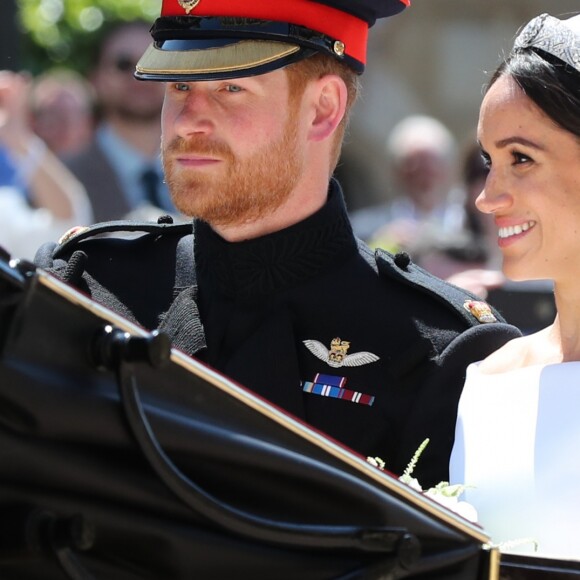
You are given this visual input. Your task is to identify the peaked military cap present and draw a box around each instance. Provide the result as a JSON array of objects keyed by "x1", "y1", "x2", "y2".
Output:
[{"x1": 136, "y1": 0, "x2": 410, "y2": 81}]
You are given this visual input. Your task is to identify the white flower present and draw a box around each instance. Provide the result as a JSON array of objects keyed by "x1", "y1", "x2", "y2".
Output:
[
  {"x1": 400, "y1": 474, "x2": 423, "y2": 493},
  {"x1": 367, "y1": 439, "x2": 479, "y2": 523},
  {"x1": 424, "y1": 484, "x2": 479, "y2": 523},
  {"x1": 366, "y1": 456, "x2": 386, "y2": 471}
]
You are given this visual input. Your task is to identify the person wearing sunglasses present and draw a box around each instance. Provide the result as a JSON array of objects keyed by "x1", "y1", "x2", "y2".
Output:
[{"x1": 63, "y1": 20, "x2": 179, "y2": 222}]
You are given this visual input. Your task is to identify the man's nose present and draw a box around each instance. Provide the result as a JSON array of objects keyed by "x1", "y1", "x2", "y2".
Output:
[{"x1": 173, "y1": 91, "x2": 215, "y2": 139}]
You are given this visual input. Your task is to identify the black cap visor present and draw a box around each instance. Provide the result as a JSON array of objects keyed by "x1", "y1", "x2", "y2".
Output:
[
  {"x1": 136, "y1": 38, "x2": 310, "y2": 81},
  {"x1": 135, "y1": 16, "x2": 360, "y2": 81}
]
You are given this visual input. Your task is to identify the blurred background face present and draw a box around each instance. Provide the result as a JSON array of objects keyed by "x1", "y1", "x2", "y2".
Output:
[
  {"x1": 92, "y1": 24, "x2": 164, "y2": 123},
  {"x1": 395, "y1": 146, "x2": 452, "y2": 211},
  {"x1": 30, "y1": 75, "x2": 95, "y2": 156}
]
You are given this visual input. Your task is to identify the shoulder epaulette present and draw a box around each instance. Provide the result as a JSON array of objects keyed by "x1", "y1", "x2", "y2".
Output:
[
  {"x1": 374, "y1": 248, "x2": 506, "y2": 327},
  {"x1": 54, "y1": 217, "x2": 193, "y2": 259},
  {"x1": 37, "y1": 216, "x2": 195, "y2": 330}
]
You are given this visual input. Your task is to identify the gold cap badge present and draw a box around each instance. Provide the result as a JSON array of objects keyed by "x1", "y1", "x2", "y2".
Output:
[
  {"x1": 177, "y1": 0, "x2": 201, "y2": 14},
  {"x1": 333, "y1": 41, "x2": 346, "y2": 57}
]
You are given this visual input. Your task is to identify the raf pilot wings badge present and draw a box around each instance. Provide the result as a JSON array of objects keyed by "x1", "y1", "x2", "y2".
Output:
[{"x1": 303, "y1": 337, "x2": 380, "y2": 369}]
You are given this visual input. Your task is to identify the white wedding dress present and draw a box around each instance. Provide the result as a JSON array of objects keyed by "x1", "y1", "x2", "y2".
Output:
[{"x1": 450, "y1": 361, "x2": 580, "y2": 560}]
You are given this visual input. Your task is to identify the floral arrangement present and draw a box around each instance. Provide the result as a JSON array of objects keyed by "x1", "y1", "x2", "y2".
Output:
[
  {"x1": 367, "y1": 439, "x2": 539, "y2": 552},
  {"x1": 367, "y1": 438, "x2": 478, "y2": 523}
]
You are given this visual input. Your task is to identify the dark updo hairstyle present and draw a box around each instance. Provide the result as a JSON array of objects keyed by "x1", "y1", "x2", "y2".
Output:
[{"x1": 488, "y1": 47, "x2": 580, "y2": 139}]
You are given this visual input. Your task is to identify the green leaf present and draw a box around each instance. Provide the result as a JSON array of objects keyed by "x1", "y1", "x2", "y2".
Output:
[{"x1": 17, "y1": 0, "x2": 157, "y2": 74}]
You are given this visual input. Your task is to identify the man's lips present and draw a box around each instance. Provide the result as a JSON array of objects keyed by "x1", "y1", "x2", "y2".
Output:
[{"x1": 175, "y1": 155, "x2": 222, "y2": 167}]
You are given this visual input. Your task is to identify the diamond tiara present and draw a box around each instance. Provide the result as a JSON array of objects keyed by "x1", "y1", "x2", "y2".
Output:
[{"x1": 513, "y1": 13, "x2": 580, "y2": 73}]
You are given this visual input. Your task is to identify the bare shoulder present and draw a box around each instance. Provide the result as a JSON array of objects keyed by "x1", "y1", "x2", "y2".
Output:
[{"x1": 477, "y1": 329, "x2": 548, "y2": 374}]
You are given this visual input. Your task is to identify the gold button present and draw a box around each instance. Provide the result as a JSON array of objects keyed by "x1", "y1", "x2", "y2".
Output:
[{"x1": 333, "y1": 41, "x2": 346, "y2": 57}]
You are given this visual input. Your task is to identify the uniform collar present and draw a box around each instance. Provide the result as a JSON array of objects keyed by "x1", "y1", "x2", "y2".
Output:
[{"x1": 195, "y1": 179, "x2": 357, "y2": 300}]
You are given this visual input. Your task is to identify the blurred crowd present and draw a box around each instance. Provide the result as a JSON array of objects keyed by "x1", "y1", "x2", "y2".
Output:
[
  {"x1": 0, "y1": 20, "x2": 181, "y2": 261},
  {"x1": 347, "y1": 114, "x2": 505, "y2": 298},
  {"x1": 1, "y1": 20, "x2": 499, "y2": 298}
]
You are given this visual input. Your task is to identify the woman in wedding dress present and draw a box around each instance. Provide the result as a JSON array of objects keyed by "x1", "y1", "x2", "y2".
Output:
[{"x1": 449, "y1": 12, "x2": 580, "y2": 560}]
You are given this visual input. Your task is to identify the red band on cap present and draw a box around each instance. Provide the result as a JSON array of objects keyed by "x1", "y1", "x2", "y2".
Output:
[{"x1": 161, "y1": 0, "x2": 369, "y2": 65}]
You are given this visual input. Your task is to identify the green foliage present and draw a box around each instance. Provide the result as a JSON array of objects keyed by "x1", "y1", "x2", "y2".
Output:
[{"x1": 18, "y1": 0, "x2": 160, "y2": 74}]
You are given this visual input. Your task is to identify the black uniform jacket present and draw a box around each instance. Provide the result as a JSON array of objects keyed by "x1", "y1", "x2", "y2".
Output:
[{"x1": 35, "y1": 180, "x2": 521, "y2": 488}]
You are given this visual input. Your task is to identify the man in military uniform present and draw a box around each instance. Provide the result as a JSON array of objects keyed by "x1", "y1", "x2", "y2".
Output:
[{"x1": 36, "y1": 0, "x2": 520, "y2": 488}]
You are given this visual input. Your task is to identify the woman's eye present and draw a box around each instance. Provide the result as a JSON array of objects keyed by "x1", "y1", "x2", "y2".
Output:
[
  {"x1": 225, "y1": 84, "x2": 243, "y2": 93},
  {"x1": 512, "y1": 151, "x2": 531, "y2": 165},
  {"x1": 480, "y1": 152, "x2": 491, "y2": 170},
  {"x1": 174, "y1": 83, "x2": 190, "y2": 92}
]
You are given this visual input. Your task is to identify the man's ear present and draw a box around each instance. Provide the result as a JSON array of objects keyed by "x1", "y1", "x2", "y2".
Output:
[{"x1": 307, "y1": 74, "x2": 348, "y2": 142}]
